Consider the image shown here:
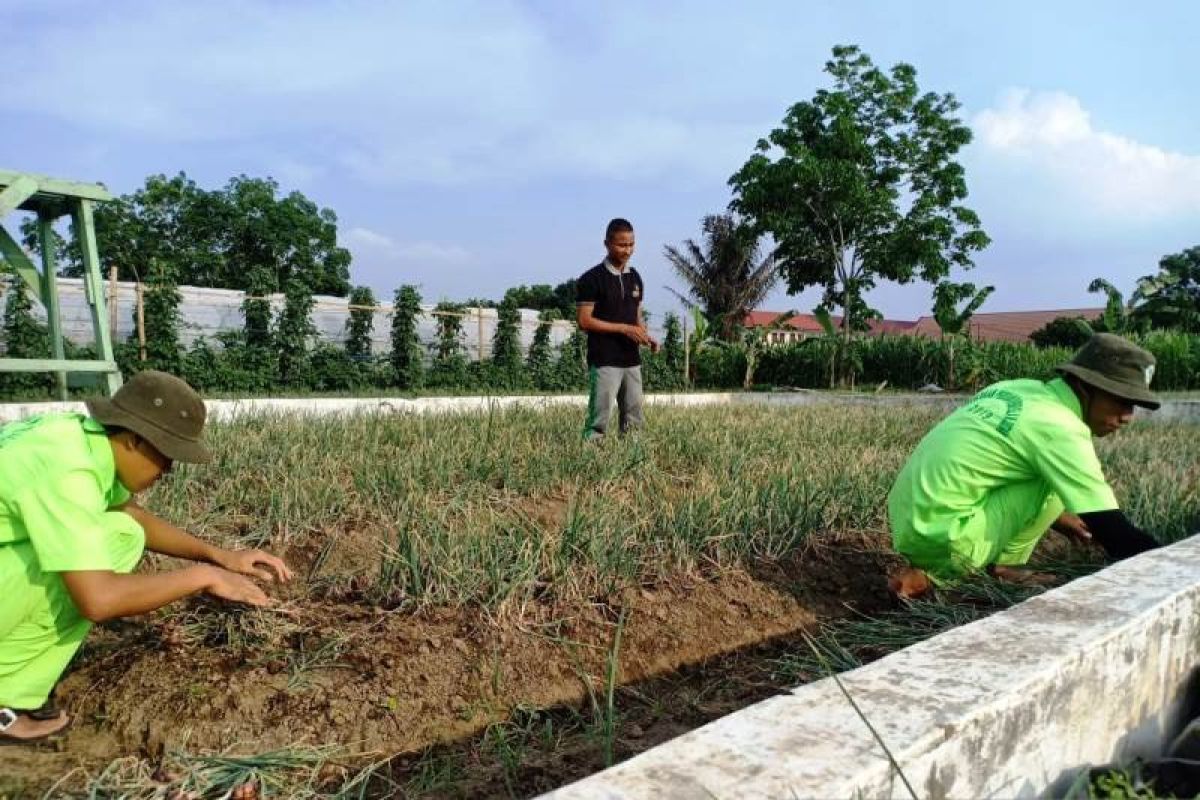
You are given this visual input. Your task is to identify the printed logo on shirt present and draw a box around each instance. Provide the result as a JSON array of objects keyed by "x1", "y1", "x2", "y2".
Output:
[
  {"x1": 964, "y1": 387, "x2": 1024, "y2": 437},
  {"x1": 631, "y1": 285, "x2": 641, "y2": 299},
  {"x1": 1144, "y1": 365, "x2": 1155, "y2": 386}
]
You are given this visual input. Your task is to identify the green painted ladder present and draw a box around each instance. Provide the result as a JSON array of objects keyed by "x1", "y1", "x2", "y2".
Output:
[{"x1": 0, "y1": 169, "x2": 122, "y2": 399}]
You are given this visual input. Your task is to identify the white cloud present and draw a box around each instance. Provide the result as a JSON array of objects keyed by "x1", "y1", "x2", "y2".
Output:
[
  {"x1": 974, "y1": 89, "x2": 1200, "y2": 221},
  {"x1": 343, "y1": 227, "x2": 472, "y2": 265},
  {"x1": 0, "y1": 1, "x2": 766, "y2": 188}
]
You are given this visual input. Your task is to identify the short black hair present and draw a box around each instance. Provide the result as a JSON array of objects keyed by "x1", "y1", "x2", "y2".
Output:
[{"x1": 605, "y1": 218, "x2": 634, "y2": 240}]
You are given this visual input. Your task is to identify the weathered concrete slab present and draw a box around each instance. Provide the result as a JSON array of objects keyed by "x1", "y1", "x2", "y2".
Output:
[
  {"x1": 1, "y1": 390, "x2": 1193, "y2": 425},
  {"x1": 542, "y1": 536, "x2": 1200, "y2": 799}
]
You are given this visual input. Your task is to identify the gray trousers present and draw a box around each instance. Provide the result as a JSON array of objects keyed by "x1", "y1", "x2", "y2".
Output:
[{"x1": 583, "y1": 366, "x2": 644, "y2": 439}]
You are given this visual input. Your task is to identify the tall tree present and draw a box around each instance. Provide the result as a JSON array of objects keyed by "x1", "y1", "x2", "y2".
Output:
[
  {"x1": 429, "y1": 301, "x2": 469, "y2": 388},
  {"x1": 41, "y1": 173, "x2": 352, "y2": 295},
  {"x1": 345, "y1": 285, "x2": 377, "y2": 359},
  {"x1": 1130, "y1": 246, "x2": 1200, "y2": 333},
  {"x1": 490, "y1": 298, "x2": 526, "y2": 388},
  {"x1": 729, "y1": 45, "x2": 990, "y2": 341},
  {"x1": 502, "y1": 281, "x2": 578, "y2": 319},
  {"x1": 390, "y1": 285, "x2": 425, "y2": 389},
  {"x1": 0, "y1": 279, "x2": 50, "y2": 394},
  {"x1": 276, "y1": 275, "x2": 316, "y2": 385},
  {"x1": 525, "y1": 309, "x2": 557, "y2": 390},
  {"x1": 137, "y1": 258, "x2": 185, "y2": 375},
  {"x1": 663, "y1": 213, "x2": 777, "y2": 339}
]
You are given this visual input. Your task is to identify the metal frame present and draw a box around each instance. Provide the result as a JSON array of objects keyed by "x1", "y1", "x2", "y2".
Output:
[{"x1": 0, "y1": 169, "x2": 122, "y2": 398}]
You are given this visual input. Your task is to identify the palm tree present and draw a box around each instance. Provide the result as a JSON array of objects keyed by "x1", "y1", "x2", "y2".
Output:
[{"x1": 663, "y1": 214, "x2": 778, "y2": 340}]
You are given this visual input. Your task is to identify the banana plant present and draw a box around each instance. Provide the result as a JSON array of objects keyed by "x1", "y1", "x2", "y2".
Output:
[{"x1": 933, "y1": 281, "x2": 994, "y2": 390}]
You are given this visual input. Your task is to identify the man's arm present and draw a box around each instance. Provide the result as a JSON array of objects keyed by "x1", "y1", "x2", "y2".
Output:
[
  {"x1": 577, "y1": 304, "x2": 650, "y2": 344},
  {"x1": 637, "y1": 304, "x2": 660, "y2": 351},
  {"x1": 118, "y1": 501, "x2": 293, "y2": 582},
  {"x1": 1077, "y1": 510, "x2": 1160, "y2": 560},
  {"x1": 61, "y1": 565, "x2": 269, "y2": 622}
]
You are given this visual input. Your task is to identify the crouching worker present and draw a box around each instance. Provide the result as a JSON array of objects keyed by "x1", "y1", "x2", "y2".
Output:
[
  {"x1": 0, "y1": 371, "x2": 292, "y2": 743},
  {"x1": 887, "y1": 334, "x2": 1162, "y2": 598}
]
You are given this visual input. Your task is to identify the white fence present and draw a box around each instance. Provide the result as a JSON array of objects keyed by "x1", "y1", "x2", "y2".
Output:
[{"x1": 0, "y1": 276, "x2": 623, "y2": 360}]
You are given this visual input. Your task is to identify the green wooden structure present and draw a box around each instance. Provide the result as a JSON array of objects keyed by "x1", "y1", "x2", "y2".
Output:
[{"x1": 0, "y1": 169, "x2": 122, "y2": 399}]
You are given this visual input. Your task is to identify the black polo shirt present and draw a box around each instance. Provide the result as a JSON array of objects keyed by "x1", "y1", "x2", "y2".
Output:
[{"x1": 576, "y1": 261, "x2": 644, "y2": 368}]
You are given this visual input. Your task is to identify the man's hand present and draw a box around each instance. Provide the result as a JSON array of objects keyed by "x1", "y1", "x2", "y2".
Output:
[
  {"x1": 203, "y1": 565, "x2": 274, "y2": 607},
  {"x1": 213, "y1": 549, "x2": 294, "y2": 583},
  {"x1": 1052, "y1": 511, "x2": 1092, "y2": 543},
  {"x1": 623, "y1": 324, "x2": 653, "y2": 346}
]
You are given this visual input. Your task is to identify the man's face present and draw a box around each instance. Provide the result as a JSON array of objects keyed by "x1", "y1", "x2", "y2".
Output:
[
  {"x1": 1082, "y1": 385, "x2": 1136, "y2": 437},
  {"x1": 605, "y1": 230, "x2": 635, "y2": 268},
  {"x1": 112, "y1": 434, "x2": 173, "y2": 492}
]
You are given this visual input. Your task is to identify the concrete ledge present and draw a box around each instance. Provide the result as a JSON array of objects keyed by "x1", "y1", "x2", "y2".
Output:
[
  {"x1": 1, "y1": 391, "x2": 1193, "y2": 425},
  {"x1": 542, "y1": 536, "x2": 1200, "y2": 799}
]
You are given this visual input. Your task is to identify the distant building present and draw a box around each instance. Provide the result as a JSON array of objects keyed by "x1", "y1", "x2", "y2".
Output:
[
  {"x1": 907, "y1": 308, "x2": 1104, "y2": 343},
  {"x1": 742, "y1": 311, "x2": 916, "y2": 344},
  {"x1": 745, "y1": 307, "x2": 1104, "y2": 344}
]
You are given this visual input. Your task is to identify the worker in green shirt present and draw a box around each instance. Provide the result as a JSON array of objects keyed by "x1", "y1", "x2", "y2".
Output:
[
  {"x1": 888, "y1": 334, "x2": 1162, "y2": 598},
  {"x1": 0, "y1": 371, "x2": 292, "y2": 744}
]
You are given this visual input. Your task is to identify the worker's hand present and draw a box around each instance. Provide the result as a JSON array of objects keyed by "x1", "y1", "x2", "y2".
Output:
[
  {"x1": 214, "y1": 548, "x2": 294, "y2": 583},
  {"x1": 647, "y1": 337, "x2": 661, "y2": 353},
  {"x1": 623, "y1": 325, "x2": 653, "y2": 345},
  {"x1": 1053, "y1": 511, "x2": 1092, "y2": 543},
  {"x1": 203, "y1": 566, "x2": 273, "y2": 607}
]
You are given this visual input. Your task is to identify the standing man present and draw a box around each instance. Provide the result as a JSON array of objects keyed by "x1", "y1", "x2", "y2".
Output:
[
  {"x1": 576, "y1": 218, "x2": 659, "y2": 441},
  {"x1": 887, "y1": 334, "x2": 1163, "y2": 597}
]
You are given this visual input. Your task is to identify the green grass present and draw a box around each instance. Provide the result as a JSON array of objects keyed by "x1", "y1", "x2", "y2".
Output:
[
  {"x1": 144, "y1": 404, "x2": 1200, "y2": 612},
  {"x1": 64, "y1": 404, "x2": 1199, "y2": 798}
]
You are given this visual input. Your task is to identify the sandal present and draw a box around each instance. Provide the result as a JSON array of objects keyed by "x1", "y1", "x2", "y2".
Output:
[{"x1": 0, "y1": 706, "x2": 72, "y2": 745}]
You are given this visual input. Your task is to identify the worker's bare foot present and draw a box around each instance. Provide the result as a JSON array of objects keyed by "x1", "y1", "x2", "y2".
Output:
[
  {"x1": 0, "y1": 709, "x2": 70, "y2": 742},
  {"x1": 989, "y1": 565, "x2": 1058, "y2": 587},
  {"x1": 888, "y1": 567, "x2": 932, "y2": 599}
]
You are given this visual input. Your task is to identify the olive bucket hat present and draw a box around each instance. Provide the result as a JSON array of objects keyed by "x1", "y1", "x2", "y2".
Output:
[
  {"x1": 85, "y1": 371, "x2": 212, "y2": 463},
  {"x1": 1057, "y1": 333, "x2": 1160, "y2": 410}
]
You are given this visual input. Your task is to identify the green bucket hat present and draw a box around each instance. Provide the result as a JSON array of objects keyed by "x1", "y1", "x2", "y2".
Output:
[
  {"x1": 1056, "y1": 333, "x2": 1160, "y2": 410},
  {"x1": 85, "y1": 370, "x2": 212, "y2": 463}
]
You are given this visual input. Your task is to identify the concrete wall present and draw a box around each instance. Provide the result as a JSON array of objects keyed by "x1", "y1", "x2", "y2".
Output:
[
  {"x1": 543, "y1": 535, "x2": 1200, "y2": 799},
  {"x1": 1, "y1": 391, "x2": 1196, "y2": 425}
]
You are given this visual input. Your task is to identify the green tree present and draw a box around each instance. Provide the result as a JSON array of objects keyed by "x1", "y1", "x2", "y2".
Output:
[
  {"x1": 1030, "y1": 316, "x2": 1097, "y2": 350},
  {"x1": 661, "y1": 312, "x2": 685, "y2": 388},
  {"x1": 525, "y1": 309, "x2": 558, "y2": 390},
  {"x1": 729, "y1": 45, "x2": 990, "y2": 343},
  {"x1": 932, "y1": 281, "x2": 993, "y2": 389},
  {"x1": 490, "y1": 298, "x2": 526, "y2": 388},
  {"x1": 663, "y1": 214, "x2": 777, "y2": 339},
  {"x1": 503, "y1": 280, "x2": 578, "y2": 319},
  {"x1": 0, "y1": 278, "x2": 51, "y2": 395},
  {"x1": 428, "y1": 301, "x2": 469, "y2": 388},
  {"x1": 276, "y1": 275, "x2": 316, "y2": 385},
  {"x1": 130, "y1": 258, "x2": 184, "y2": 376},
  {"x1": 345, "y1": 285, "x2": 376, "y2": 359},
  {"x1": 242, "y1": 265, "x2": 276, "y2": 351},
  {"x1": 1130, "y1": 246, "x2": 1200, "y2": 333},
  {"x1": 1087, "y1": 278, "x2": 1142, "y2": 335},
  {"x1": 44, "y1": 173, "x2": 352, "y2": 295},
  {"x1": 390, "y1": 285, "x2": 425, "y2": 389},
  {"x1": 552, "y1": 326, "x2": 587, "y2": 390}
]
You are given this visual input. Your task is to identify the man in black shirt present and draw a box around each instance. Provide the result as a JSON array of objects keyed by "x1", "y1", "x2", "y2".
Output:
[{"x1": 576, "y1": 218, "x2": 659, "y2": 440}]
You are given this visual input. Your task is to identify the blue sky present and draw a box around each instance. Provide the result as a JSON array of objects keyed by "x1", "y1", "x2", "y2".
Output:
[{"x1": 3, "y1": 0, "x2": 1197, "y2": 322}]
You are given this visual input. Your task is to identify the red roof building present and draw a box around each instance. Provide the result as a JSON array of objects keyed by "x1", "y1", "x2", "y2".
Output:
[{"x1": 745, "y1": 307, "x2": 1104, "y2": 344}]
